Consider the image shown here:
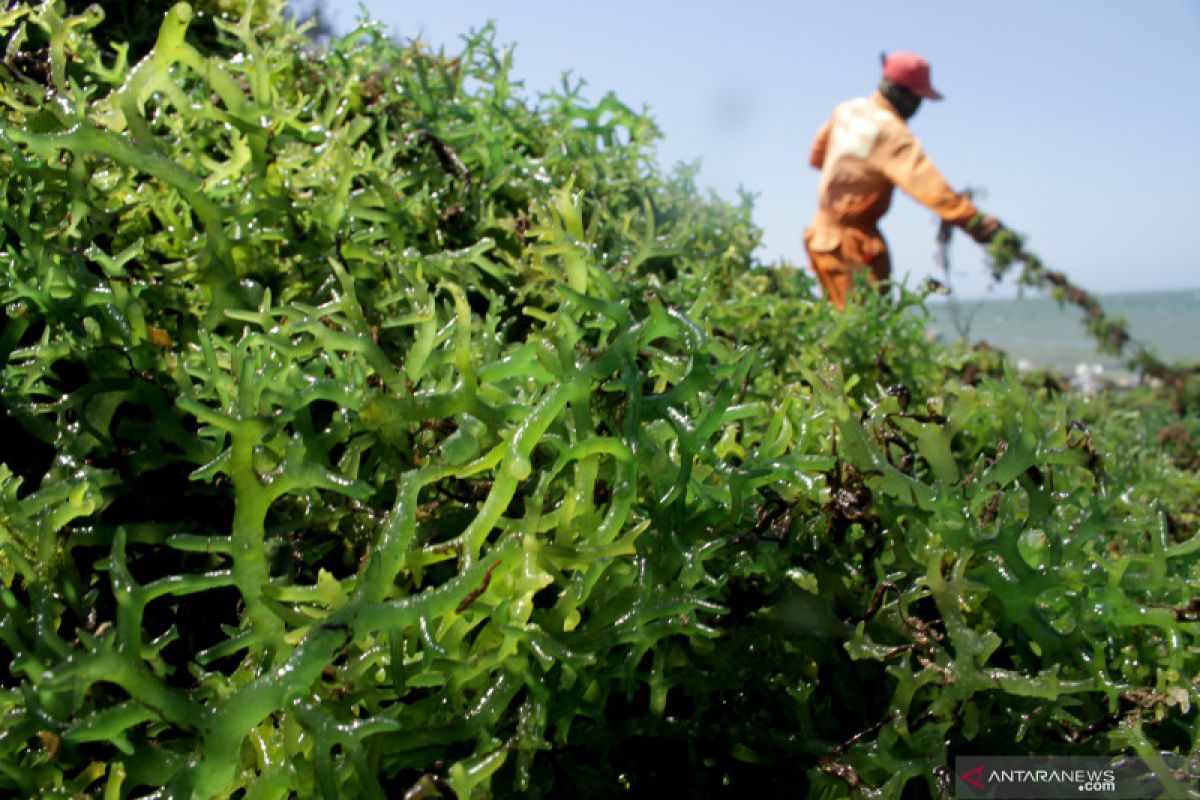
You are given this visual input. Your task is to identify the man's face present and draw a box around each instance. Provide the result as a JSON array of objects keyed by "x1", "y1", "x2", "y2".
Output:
[
  {"x1": 880, "y1": 80, "x2": 923, "y2": 120},
  {"x1": 896, "y1": 92, "x2": 922, "y2": 120}
]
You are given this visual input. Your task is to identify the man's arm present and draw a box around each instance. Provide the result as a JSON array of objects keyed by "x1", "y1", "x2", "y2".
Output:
[
  {"x1": 809, "y1": 117, "x2": 832, "y2": 169},
  {"x1": 875, "y1": 126, "x2": 976, "y2": 224}
]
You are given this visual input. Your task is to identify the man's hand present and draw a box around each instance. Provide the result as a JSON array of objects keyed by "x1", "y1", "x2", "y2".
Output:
[{"x1": 964, "y1": 213, "x2": 1003, "y2": 244}]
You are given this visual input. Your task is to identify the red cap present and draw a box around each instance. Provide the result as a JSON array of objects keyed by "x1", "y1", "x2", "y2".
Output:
[{"x1": 882, "y1": 51, "x2": 943, "y2": 100}]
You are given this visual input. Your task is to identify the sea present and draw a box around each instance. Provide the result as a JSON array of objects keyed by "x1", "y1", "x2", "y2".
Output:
[{"x1": 920, "y1": 289, "x2": 1200, "y2": 386}]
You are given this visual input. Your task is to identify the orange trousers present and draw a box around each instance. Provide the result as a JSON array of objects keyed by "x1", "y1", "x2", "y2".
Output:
[{"x1": 804, "y1": 225, "x2": 891, "y2": 309}]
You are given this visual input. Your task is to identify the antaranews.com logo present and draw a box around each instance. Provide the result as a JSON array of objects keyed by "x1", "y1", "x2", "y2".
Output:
[{"x1": 953, "y1": 755, "x2": 1199, "y2": 799}]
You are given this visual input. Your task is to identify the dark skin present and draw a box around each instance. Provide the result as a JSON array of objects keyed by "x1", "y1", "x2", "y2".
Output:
[{"x1": 879, "y1": 79, "x2": 922, "y2": 120}]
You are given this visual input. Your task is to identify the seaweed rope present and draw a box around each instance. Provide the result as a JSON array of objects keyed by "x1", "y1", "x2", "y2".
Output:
[{"x1": 935, "y1": 205, "x2": 1198, "y2": 403}]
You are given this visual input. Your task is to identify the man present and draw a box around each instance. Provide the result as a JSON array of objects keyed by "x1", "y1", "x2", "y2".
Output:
[{"x1": 804, "y1": 51, "x2": 1002, "y2": 307}]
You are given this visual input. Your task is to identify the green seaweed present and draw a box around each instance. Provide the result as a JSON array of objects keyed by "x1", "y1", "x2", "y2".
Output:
[{"x1": 0, "y1": 3, "x2": 1196, "y2": 798}]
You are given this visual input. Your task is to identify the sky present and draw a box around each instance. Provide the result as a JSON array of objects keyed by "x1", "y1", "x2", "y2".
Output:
[{"x1": 317, "y1": 1, "x2": 1200, "y2": 299}]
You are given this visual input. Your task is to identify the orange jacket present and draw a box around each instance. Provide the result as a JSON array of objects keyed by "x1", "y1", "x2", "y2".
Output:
[{"x1": 806, "y1": 91, "x2": 977, "y2": 256}]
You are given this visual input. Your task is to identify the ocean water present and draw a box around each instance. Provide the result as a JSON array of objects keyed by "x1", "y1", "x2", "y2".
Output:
[{"x1": 920, "y1": 289, "x2": 1200, "y2": 378}]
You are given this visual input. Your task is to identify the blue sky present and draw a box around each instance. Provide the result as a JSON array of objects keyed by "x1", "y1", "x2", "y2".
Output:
[{"x1": 319, "y1": 1, "x2": 1200, "y2": 298}]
